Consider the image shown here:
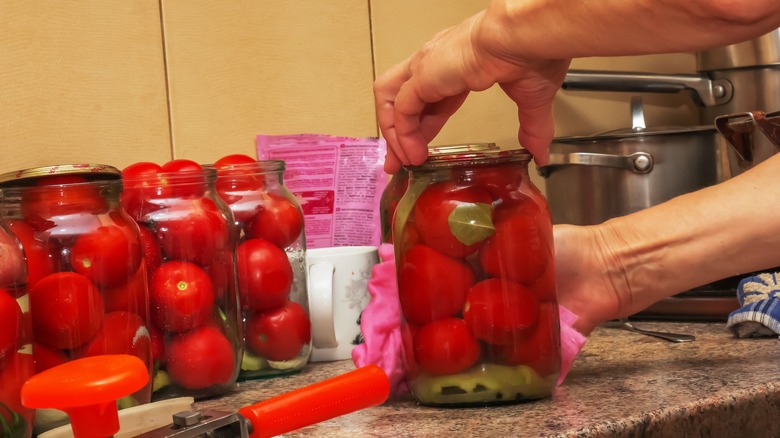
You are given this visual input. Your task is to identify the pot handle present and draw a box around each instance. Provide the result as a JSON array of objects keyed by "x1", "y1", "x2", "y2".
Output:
[
  {"x1": 563, "y1": 70, "x2": 733, "y2": 107},
  {"x1": 714, "y1": 110, "x2": 780, "y2": 165},
  {"x1": 538, "y1": 151, "x2": 653, "y2": 177}
]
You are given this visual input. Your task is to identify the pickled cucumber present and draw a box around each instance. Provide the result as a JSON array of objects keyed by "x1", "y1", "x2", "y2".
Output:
[{"x1": 410, "y1": 363, "x2": 557, "y2": 405}]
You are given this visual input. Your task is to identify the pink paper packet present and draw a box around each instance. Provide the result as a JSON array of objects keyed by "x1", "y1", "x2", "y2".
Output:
[{"x1": 257, "y1": 134, "x2": 388, "y2": 249}]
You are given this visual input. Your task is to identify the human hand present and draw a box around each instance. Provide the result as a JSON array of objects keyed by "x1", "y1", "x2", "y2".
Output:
[
  {"x1": 553, "y1": 224, "x2": 626, "y2": 335},
  {"x1": 374, "y1": 8, "x2": 571, "y2": 174}
]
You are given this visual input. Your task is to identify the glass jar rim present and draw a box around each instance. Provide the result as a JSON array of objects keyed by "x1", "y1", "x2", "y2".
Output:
[
  {"x1": 206, "y1": 160, "x2": 286, "y2": 177},
  {"x1": 0, "y1": 164, "x2": 121, "y2": 188},
  {"x1": 405, "y1": 148, "x2": 532, "y2": 170},
  {"x1": 121, "y1": 167, "x2": 218, "y2": 185}
]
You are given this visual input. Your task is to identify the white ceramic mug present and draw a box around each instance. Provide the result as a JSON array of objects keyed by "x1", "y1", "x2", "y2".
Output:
[{"x1": 306, "y1": 246, "x2": 379, "y2": 362}]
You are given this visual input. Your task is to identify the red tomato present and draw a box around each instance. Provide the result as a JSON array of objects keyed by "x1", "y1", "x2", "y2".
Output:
[
  {"x1": 166, "y1": 325, "x2": 235, "y2": 389},
  {"x1": 245, "y1": 192, "x2": 304, "y2": 248},
  {"x1": 79, "y1": 311, "x2": 151, "y2": 364},
  {"x1": 121, "y1": 162, "x2": 170, "y2": 220},
  {"x1": 0, "y1": 289, "x2": 21, "y2": 368},
  {"x1": 149, "y1": 325, "x2": 166, "y2": 363},
  {"x1": 400, "y1": 322, "x2": 420, "y2": 380},
  {"x1": 467, "y1": 164, "x2": 527, "y2": 201},
  {"x1": 413, "y1": 181, "x2": 494, "y2": 258},
  {"x1": 137, "y1": 224, "x2": 162, "y2": 275},
  {"x1": 21, "y1": 176, "x2": 105, "y2": 222},
  {"x1": 102, "y1": 266, "x2": 149, "y2": 322},
  {"x1": 203, "y1": 256, "x2": 233, "y2": 302},
  {"x1": 214, "y1": 154, "x2": 264, "y2": 206},
  {"x1": 488, "y1": 303, "x2": 561, "y2": 377},
  {"x1": 149, "y1": 261, "x2": 215, "y2": 333},
  {"x1": 161, "y1": 159, "x2": 206, "y2": 198},
  {"x1": 7, "y1": 219, "x2": 54, "y2": 287},
  {"x1": 0, "y1": 234, "x2": 25, "y2": 288},
  {"x1": 463, "y1": 278, "x2": 540, "y2": 345},
  {"x1": 398, "y1": 244, "x2": 475, "y2": 325},
  {"x1": 0, "y1": 352, "x2": 35, "y2": 427},
  {"x1": 214, "y1": 154, "x2": 257, "y2": 167},
  {"x1": 528, "y1": 262, "x2": 558, "y2": 302},
  {"x1": 153, "y1": 197, "x2": 229, "y2": 266},
  {"x1": 29, "y1": 272, "x2": 104, "y2": 350},
  {"x1": 413, "y1": 318, "x2": 480, "y2": 376},
  {"x1": 32, "y1": 341, "x2": 70, "y2": 373},
  {"x1": 236, "y1": 239, "x2": 293, "y2": 311},
  {"x1": 162, "y1": 159, "x2": 202, "y2": 173},
  {"x1": 245, "y1": 301, "x2": 311, "y2": 361},
  {"x1": 70, "y1": 223, "x2": 142, "y2": 288},
  {"x1": 479, "y1": 201, "x2": 551, "y2": 284}
]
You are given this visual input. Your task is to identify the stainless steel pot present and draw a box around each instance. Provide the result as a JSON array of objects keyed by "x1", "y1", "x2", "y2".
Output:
[
  {"x1": 562, "y1": 29, "x2": 780, "y2": 123},
  {"x1": 539, "y1": 98, "x2": 723, "y2": 225}
]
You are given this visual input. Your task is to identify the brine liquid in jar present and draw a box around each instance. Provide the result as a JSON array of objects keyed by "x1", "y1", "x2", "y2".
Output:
[
  {"x1": 121, "y1": 164, "x2": 242, "y2": 400},
  {"x1": 379, "y1": 143, "x2": 499, "y2": 244},
  {"x1": 393, "y1": 148, "x2": 560, "y2": 407},
  {"x1": 0, "y1": 164, "x2": 155, "y2": 433},
  {"x1": 212, "y1": 158, "x2": 311, "y2": 380},
  {"x1": 0, "y1": 219, "x2": 33, "y2": 438}
]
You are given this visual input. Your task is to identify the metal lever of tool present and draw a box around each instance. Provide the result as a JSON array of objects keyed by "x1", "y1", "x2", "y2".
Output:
[{"x1": 136, "y1": 365, "x2": 391, "y2": 438}]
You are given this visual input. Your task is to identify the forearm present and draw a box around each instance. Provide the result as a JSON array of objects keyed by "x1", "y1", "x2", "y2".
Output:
[
  {"x1": 598, "y1": 153, "x2": 780, "y2": 316},
  {"x1": 476, "y1": 0, "x2": 780, "y2": 61}
]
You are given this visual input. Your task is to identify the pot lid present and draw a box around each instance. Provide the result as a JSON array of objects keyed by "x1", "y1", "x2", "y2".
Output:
[
  {"x1": 697, "y1": 28, "x2": 780, "y2": 71},
  {"x1": 553, "y1": 96, "x2": 715, "y2": 143}
]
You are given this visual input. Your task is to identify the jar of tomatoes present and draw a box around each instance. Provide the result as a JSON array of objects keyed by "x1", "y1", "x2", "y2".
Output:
[
  {"x1": 0, "y1": 164, "x2": 154, "y2": 431},
  {"x1": 393, "y1": 148, "x2": 560, "y2": 407},
  {"x1": 379, "y1": 143, "x2": 500, "y2": 244},
  {"x1": 0, "y1": 218, "x2": 33, "y2": 438},
  {"x1": 212, "y1": 155, "x2": 311, "y2": 380},
  {"x1": 120, "y1": 160, "x2": 242, "y2": 399}
]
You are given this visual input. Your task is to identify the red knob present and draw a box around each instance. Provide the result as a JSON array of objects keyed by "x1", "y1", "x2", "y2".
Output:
[{"x1": 21, "y1": 354, "x2": 149, "y2": 438}]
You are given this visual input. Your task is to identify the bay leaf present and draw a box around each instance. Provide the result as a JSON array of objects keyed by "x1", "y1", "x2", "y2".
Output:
[{"x1": 448, "y1": 202, "x2": 495, "y2": 246}]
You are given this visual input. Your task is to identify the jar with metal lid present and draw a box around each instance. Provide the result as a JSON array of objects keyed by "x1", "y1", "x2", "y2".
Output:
[
  {"x1": 212, "y1": 157, "x2": 311, "y2": 380},
  {"x1": 379, "y1": 143, "x2": 500, "y2": 244},
  {"x1": 0, "y1": 164, "x2": 154, "y2": 431},
  {"x1": 120, "y1": 163, "x2": 242, "y2": 399},
  {"x1": 0, "y1": 218, "x2": 33, "y2": 438},
  {"x1": 393, "y1": 148, "x2": 560, "y2": 407}
]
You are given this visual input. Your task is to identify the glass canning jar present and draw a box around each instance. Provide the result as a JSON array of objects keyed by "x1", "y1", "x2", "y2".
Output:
[
  {"x1": 0, "y1": 164, "x2": 154, "y2": 432},
  {"x1": 379, "y1": 143, "x2": 500, "y2": 244},
  {"x1": 393, "y1": 148, "x2": 561, "y2": 407},
  {"x1": 0, "y1": 218, "x2": 33, "y2": 438},
  {"x1": 121, "y1": 166, "x2": 242, "y2": 399},
  {"x1": 213, "y1": 159, "x2": 311, "y2": 380}
]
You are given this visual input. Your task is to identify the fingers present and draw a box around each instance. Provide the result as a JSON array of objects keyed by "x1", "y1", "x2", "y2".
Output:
[
  {"x1": 375, "y1": 61, "x2": 415, "y2": 169},
  {"x1": 393, "y1": 79, "x2": 431, "y2": 166},
  {"x1": 517, "y1": 101, "x2": 555, "y2": 166}
]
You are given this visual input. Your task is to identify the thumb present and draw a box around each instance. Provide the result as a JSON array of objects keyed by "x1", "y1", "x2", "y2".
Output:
[{"x1": 516, "y1": 101, "x2": 555, "y2": 166}]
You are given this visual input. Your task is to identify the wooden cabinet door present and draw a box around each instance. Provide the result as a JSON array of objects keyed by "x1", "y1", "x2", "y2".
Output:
[
  {"x1": 161, "y1": 0, "x2": 376, "y2": 164},
  {"x1": 0, "y1": 0, "x2": 171, "y2": 172}
]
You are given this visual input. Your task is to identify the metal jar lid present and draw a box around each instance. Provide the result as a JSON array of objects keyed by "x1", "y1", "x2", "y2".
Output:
[
  {"x1": 428, "y1": 142, "x2": 499, "y2": 155},
  {"x1": 697, "y1": 29, "x2": 780, "y2": 71},
  {"x1": 408, "y1": 147, "x2": 531, "y2": 170},
  {"x1": 0, "y1": 164, "x2": 122, "y2": 187}
]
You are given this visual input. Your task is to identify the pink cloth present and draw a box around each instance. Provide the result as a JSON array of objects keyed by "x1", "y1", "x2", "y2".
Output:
[
  {"x1": 352, "y1": 244, "x2": 409, "y2": 395},
  {"x1": 352, "y1": 244, "x2": 587, "y2": 396}
]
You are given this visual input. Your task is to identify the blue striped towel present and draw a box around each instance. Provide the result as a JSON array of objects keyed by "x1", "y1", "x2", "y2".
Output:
[{"x1": 726, "y1": 273, "x2": 780, "y2": 338}]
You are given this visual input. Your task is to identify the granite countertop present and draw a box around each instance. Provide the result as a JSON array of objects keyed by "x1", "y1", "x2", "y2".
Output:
[{"x1": 195, "y1": 322, "x2": 780, "y2": 437}]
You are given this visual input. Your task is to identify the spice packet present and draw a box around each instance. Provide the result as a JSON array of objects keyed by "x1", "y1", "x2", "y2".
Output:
[{"x1": 256, "y1": 134, "x2": 387, "y2": 249}]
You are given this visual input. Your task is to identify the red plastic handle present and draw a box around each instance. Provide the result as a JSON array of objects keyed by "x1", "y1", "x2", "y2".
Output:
[{"x1": 238, "y1": 365, "x2": 390, "y2": 438}]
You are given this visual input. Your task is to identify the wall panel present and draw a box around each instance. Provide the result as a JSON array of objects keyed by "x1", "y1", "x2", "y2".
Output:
[
  {"x1": 0, "y1": 0, "x2": 171, "y2": 173},
  {"x1": 161, "y1": 0, "x2": 377, "y2": 164}
]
